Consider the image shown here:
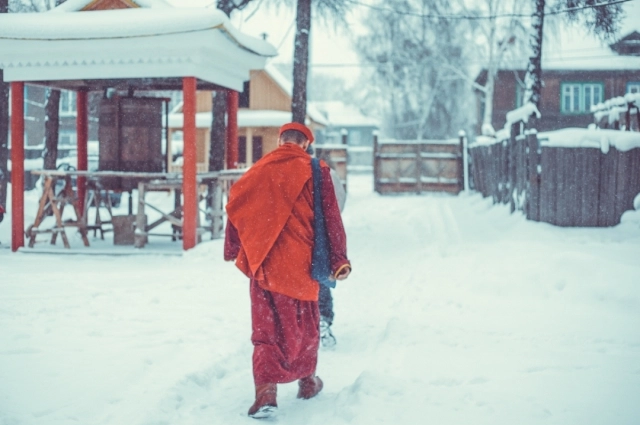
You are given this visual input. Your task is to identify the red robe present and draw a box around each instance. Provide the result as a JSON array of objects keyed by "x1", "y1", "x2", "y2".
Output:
[{"x1": 225, "y1": 143, "x2": 350, "y2": 385}]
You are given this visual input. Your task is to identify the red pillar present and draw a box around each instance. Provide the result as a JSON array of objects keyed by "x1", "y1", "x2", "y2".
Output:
[
  {"x1": 10, "y1": 82, "x2": 25, "y2": 252},
  {"x1": 226, "y1": 89, "x2": 238, "y2": 169},
  {"x1": 76, "y1": 90, "x2": 88, "y2": 216},
  {"x1": 182, "y1": 77, "x2": 197, "y2": 250}
]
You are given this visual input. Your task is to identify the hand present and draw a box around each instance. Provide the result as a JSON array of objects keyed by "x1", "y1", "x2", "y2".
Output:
[{"x1": 335, "y1": 266, "x2": 351, "y2": 281}]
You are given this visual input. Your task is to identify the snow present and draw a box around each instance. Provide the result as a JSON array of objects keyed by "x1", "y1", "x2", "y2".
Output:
[
  {"x1": 505, "y1": 102, "x2": 541, "y2": 127},
  {"x1": 1, "y1": 175, "x2": 640, "y2": 424},
  {"x1": 0, "y1": 8, "x2": 276, "y2": 58},
  {"x1": 0, "y1": 6, "x2": 276, "y2": 92},
  {"x1": 539, "y1": 128, "x2": 640, "y2": 153},
  {"x1": 169, "y1": 110, "x2": 294, "y2": 129},
  {"x1": 501, "y1": 23, "x2": 640, "y2": 71},
  {"x1": 311, "y1": 101, "x2": 378, "y2": 128}
]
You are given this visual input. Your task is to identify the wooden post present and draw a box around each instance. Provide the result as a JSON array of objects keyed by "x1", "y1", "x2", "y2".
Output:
[
  {"x1": 182, "y1": 77, "x2": 198, "y2": 250},
  {"x1": 458, "y1": 130, "x2": 468, "y2": 192},
  {"x1": 246, "y1": 127, "x2": 253, "y2": 166},
  {"x1": 134, "y1": 181, "x2": 147, "y2": 248},
  {"x1": 373, "y1": 130, "x2": 379, "y2": 194},
  {"x1": 76, "y1": 90, "x2": 88, "y2": 217},
  {"x1": 10, "y1": 82, "x2": 25, "y2": 252},
  {"x1": 226, "y1": 90, "x2": 238, "y2": 170}
]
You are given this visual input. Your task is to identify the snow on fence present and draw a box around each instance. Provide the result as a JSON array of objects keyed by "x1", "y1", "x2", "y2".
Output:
[
  {"x1": 469, "y1": 118, "x2": 640, "y2": 227},
  {"x1": 373, "y1": 133, "x2": 466, "y2": 194},
  {"x1": 591, "y1": 93, "x2": 640, "y2": 131}
]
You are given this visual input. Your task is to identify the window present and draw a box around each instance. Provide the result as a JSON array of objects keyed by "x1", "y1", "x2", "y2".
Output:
[
  {"x1": 59, "y1": 131, "x2": 76, "y2": 146},
  {"x1": 60, "y1": 90, "x2": 76, "y2": 116},
  {"x1": 583, "y1": 84, "x2": 602, "y2": 111},
  {"x1": 349, "y1": 130, "x2": 362, "y2": 146},
  {"x1": 627, "y1": 82, "x2": 640, "y2": 94},
  {"x1": 239, "y1": 81, "x2": 250, "y2": 108},
  {"x1": 561, "y1": 83, "x2": 603, "y2": 114}
]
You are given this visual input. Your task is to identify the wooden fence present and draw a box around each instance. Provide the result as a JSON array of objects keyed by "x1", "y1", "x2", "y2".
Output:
[
  {"x1": 374, "y1": 135, "x2": 466, "y2": 194},
  {"x1": 469, "y1": 120, "x2": 640, "y2": 227}
]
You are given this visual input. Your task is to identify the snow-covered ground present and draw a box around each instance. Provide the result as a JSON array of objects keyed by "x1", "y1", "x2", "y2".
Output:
[{"x1": 1, "y1": 174, "x2": 640, "y2": 425}]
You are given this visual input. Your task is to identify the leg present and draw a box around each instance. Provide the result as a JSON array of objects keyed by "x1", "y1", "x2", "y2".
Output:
[
  {"x1": 318, "y1": 285, "x2": 336, "y2": 348},
  {"x1": 250, "y1": 280, "x2": 319, "y2": 386},
  {"x1": 318, "y1": 284, "x2": 334, "y2": 325}
]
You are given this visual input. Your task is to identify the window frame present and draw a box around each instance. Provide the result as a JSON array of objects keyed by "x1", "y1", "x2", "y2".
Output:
[
  {"x1": 59, "y1": 130, "x2": 77, "y2": 146},
  {"x1": 560, "y1": 82, "x2": 604, "y2": 114},
  {"x1": 59, "y1": 90, "x2": 77, "y2": 116},
  {"x1": 627, "y1": 82, "x2": 640, "y2": 94}
]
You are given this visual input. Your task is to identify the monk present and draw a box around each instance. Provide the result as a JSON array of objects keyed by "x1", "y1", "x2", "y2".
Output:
[{"x1": 224, "y1": 122, "x2": 351, "y2": 419}]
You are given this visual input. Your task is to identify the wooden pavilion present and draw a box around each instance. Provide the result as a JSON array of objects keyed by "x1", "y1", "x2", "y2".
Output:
[{"x1": 0, "y1": 0, "x2": 276, "y2": 252}]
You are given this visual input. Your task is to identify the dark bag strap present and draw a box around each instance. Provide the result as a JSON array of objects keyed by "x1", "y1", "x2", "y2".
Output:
[{"x1": 311, "y1": 158, "x2": 336, "y2": 288}]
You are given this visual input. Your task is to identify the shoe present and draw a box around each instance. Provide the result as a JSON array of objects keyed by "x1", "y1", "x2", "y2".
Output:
[
  {"x1": 248, "y1": 383, "x2": 277, "y2": 419},
  {"x1": 297, "y1": 375, "x2": 323, "y2": 400},
  {"x1": 319, "y1": 319, "x2": 336, "y2": 348}
]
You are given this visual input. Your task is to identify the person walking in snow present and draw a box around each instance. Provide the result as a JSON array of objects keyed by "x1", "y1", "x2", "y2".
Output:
[{"x1": 224, "y1": 122, "x2": 351, "y2": 419}]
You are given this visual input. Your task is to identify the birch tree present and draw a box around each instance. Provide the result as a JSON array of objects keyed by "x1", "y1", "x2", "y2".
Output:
[{"x1": 524, "y1": 0, "x2": 624, "y2": 108}]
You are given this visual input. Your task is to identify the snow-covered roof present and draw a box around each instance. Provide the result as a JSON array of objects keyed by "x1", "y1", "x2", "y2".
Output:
[
  {"x1": 169, "y1": 110, "x2": 306, "y2": 129},
  {"x1": 498, "y1": 27, "x2": 640, "y2": 72},
  {"x1": 0, "y1": 6, "x2": 277, "y2": 91},
  {"x1": 264, "y1": 64, "x2": 328, "y2": 126},
  {"x1": 312, "y1": 101, "x2": 378, "y2": 128}
]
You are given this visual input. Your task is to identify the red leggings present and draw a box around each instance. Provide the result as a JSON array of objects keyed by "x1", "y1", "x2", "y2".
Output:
[{"x1": 250, "y1": 280, "x2": 320, "y2": 385}]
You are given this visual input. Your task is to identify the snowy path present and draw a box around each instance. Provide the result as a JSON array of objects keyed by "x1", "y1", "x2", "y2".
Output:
[{"x1": 1, "y1": 175, "x2": 640, "y2": 425}]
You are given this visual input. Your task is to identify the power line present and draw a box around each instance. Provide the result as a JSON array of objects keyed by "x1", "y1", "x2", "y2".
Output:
[{"x1": 344, "y1": 0, "x2": 636, "y2": 20}]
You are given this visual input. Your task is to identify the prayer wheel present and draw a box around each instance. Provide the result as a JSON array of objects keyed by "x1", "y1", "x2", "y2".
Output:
[{"x1": 98, "y1": 97, "x2": 164, "y2": 190}]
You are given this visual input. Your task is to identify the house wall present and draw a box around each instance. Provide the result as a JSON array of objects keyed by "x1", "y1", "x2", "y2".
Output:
[
  {"x1": 249, "y1": 70, "x2": 290, "y2": 112},
  {"x1": 481, "y1": 69, "x2": 640, "y2": 133}
]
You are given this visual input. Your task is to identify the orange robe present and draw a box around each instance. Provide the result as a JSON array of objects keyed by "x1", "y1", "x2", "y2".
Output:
[{"x1": 225, "y1": 143, "x2": 327, "y2": 301}]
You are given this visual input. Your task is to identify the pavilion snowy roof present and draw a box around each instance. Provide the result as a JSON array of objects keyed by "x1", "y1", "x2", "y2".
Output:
[
  {"x1": 0, "y1": 6, "x2": 277, "y2": 91},
  {"x1": 169, "y1": 110, "x2": 298, "y2": 129}
]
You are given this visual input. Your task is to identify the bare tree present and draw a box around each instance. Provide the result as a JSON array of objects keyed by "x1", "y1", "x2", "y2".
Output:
[
  {"x1": 0, "y1": 0, "x2": 8, "y2": 209},
  {"x1": 291, "y1": 0, "x2": 312, "y2": 124},
  {"x1": 355, "y1": 0, "x2": 469, "y2": 139},
  {"x1": 42, "y1": 89, "x2": 61, "y2": 170},
  {"x1": 454, "y1": 0, "x2": 527, "y2": 134},
  {"x1": 290, "y1": 0, "x2": 349, "y2": 124},
  {"x1": 11, "y1": 0, "x2": 67, "y2": 172},
  {"x1": 209, "y1": 0, "x2": 259, "y2": 171}
]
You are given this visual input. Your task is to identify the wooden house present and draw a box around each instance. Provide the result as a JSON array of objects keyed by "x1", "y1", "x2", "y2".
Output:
[
  {"x1": 475, "y1": 31, "x2": 640, "y2": 133},
  {"x1": 168, "y1": 64, "x2": 327, "y2": 172}
]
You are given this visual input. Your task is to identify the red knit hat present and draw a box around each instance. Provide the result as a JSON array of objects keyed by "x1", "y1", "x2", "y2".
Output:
[{"x1": 279, "y1": 122, "x2": 314, "y2": 144}]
